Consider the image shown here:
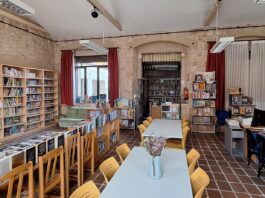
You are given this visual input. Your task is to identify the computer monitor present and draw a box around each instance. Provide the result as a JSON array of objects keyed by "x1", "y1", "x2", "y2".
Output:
[{"x1": 251, "y1": 108, "x2": 265, "y2": 127}]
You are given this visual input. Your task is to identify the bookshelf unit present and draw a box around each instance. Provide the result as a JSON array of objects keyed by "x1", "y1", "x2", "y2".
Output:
[
  {"x1": 44, "y1": 70, "x2": 59, "y2": 126},
  {"x1": 192, "y1": 73, "x2": 216, "y2": 133},
  {"x1": 115, "y1": 107, "x2": 135, "y2": 130},
  {"x1": 0, "y1": 64, "x2": 58, "y2": 141}
]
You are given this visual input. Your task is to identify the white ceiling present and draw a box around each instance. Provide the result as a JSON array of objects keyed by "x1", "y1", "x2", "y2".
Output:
[{"x1": 21, "y1": 0, "x2": 265, "y2": 41}]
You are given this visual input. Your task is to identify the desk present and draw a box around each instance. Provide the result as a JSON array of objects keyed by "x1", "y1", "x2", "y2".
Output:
[
  {"x1": 143, "y1": 119, "x2": 182, "y2": 139},
  {"x1": 100, "y1": 147, "x2": 193, "y2": 198},
  {"x1": 240, "y1": 125, "x2": 265, "y2": 159}
]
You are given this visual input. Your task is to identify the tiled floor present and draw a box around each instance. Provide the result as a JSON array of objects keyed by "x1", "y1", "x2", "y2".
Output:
[{"x1": 84, "y1": 130, "x2": 265, "y2": 198}]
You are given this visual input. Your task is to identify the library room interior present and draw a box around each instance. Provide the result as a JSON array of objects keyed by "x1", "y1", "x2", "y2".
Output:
[{"x1": 0, "y1": 0, "x2": 265, "y2": 198}]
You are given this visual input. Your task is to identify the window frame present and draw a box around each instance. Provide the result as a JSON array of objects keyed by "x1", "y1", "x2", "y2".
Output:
[{"x1": 75, "y1": 62, "x2": 108, "y2": 100}]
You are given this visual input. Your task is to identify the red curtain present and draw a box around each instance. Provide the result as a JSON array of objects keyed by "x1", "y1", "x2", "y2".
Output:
[
  {"x1": 206, "y1": 42, "x2": 225, "y2": 110},
  {"x1": 108, "y1": 48, "x2": 119, "y2": 107},
  {"x1": 61, "y1": 50, "x2": 73, "y2": 106}
]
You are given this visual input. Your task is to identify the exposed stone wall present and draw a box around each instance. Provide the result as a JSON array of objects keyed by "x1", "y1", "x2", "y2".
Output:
[
  {"x1": 0, "y1": 22, "x2": 54, "y2": 69},
  {"x1": 55, "y1": 26, "x2": 265, "y2": 96}
]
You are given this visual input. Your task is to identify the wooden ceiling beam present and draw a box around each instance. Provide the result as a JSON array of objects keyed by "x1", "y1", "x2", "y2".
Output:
[
  {"x1": 87, "y1": 0, "x2": 122, "y2": 31},
  {"x1": 203, "y1": 0, "x2": 223, "y2": 27}
]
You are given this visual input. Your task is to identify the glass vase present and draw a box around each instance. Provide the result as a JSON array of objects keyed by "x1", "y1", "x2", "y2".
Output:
[{"x1": 148, "y1": 155, "x2": 162, "y2": 180}]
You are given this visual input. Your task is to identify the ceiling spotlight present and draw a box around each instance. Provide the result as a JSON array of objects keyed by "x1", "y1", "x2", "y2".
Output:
[{"x1": 91, "y1": 7, "x2": 98, "y2": 18}]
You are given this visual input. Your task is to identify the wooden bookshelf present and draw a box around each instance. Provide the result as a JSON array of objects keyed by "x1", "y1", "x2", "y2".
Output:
[
  {"x1": 192, "y1": 73, "x2": 216, "y2": 133},
  {"x1": 0, "y1": 64, "x2": 58, "y2": 141}
]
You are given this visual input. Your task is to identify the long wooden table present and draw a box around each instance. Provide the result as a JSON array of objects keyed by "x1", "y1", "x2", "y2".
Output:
[
  {"x1": 143, "y1": 119, "x2": 183, "y2": 139},
  {"x1": 100, "y1": 147, "x2": 193, "y2": 198}
]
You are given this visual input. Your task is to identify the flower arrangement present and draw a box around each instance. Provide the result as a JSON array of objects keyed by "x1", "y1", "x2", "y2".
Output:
[{"x1": 143, "y1": 136, "x2": 167, "y2": 156}]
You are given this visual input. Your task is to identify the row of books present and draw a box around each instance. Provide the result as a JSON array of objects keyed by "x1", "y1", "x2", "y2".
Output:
[
  {"x1": 44, "y1": 80, "x2": 53, "y2": 86},
  {"x1": 45, "y1": 88, "x2": 54, "y2": 93},
  {"x1": 120, "y1": 119, "x2": 134, "y2": 129},
  {"x1": 26, "y1": 72, "x2": 37, "y2": 79},
  {"x1": 118, "y1": 109, "x2": 134, "y2": 118},
  {"x1": 28, "y1": 109, "x2": 41, "y2": 116},
  {"x1": 192, "y1": 92, "x2": 216, "y2": 99},
  {"x1": 27, "y1": 101, "x2": 41, "y2": 109},
  {"x1": 27, "y1": 116, "x2": 41, "y2": 124},
  {"x1": 27, "y1": 79, "x2": 42, "y2": 86},
  {"x1": 114, "y1": 98, "x2": 135, "y2": 108},
  {"x1": 110, "y1": 132, "x2": 118, "y2": 144},
  {"x1": 193, "y1": 100, "x2": 215, "y2": 108},
  {"x1": 192, "y1": 108, "x2": 215, "y2": 116},
  {"x1": 4, "y1": 125, "x2": 25, "y2": 137},
  {"x1": 27, "y1": 95, "x2": 42, "y2": 101},
  {"x1": 4, "y1": 116, "x2": 22, "y2": 126},
  {"x1": 3, "y1": 98, "x2": 22, "y2": 107},
  {"x1": 26, "y1": 88, "x2": 42, "y2": 94},
  {"x1": 98, "y1": 141, "x2": 106, "y2": 153},
  {"x1": 193, "y1": 81, "x2": 216, "y2": 92},
  {"x1": 3, "y1": 66, "x2": 24, "y2": 77},
  {"x1": 192, "y1": 117, "x2": 214, "y2": 125},
  {"x1": 4, "y1": 88, "x2": 23, "y2": 97},
  {"x1": 4, "y1": 107, "x2": 23, "y2": 117},
  {"x1": 3, "y1": 78, "x2": 22, "y2": 86}
]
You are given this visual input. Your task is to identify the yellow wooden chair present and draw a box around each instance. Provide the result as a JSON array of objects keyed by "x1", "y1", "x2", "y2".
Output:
[
  {"x1": 65, "y1": 133, "x2": 81, "y2": 197},
  {"x1": 187, "y1": 148, "x2": 201, "y2": 166},
  {"x1": 188, "y1": 160, "x2": 198, "y2": 176},
  {"x1": 147, "y1": 116, "x2": 153, "y2": 123},
  {"x1": 38, "y1": 147, "x2": 65, "y2": 198},
  {"x1": 81, "y1": 131, "x2": 95, "y2": 184},
  {"x1": 190, "y1": 167, "x2": 210, "y2": 198},
  {"x1": 182, "y1": 121, "x2": 189, "y2": 128},
  {"x1": 70, "y1": 180, "x2": 100, "y2": 198},
  {"x1": 0, "y1": 162, "x2": 34, "y2": 198},
  {"x1": 165, "y1": 126, "x2": 190, "y2": 149},
  {"x1": 182, "y1": 117, "x2": 187, "y2": 123},
  {"x1": 138, "y1": 124, "x2": 146, "y2": 146},
  {"x1": 142, "y1": 120, "x2": 150, "y2": 128},
  {"x1": 116, "y1": 143, "x2": 131, "y2": 163},
  {"x1": 99, "y1": 157, "x2": 120, "y2": 184}
]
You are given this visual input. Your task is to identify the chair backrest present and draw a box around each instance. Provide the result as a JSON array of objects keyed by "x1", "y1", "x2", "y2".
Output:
[
  {"x1": 188, "y1": 159, "x2": 198, "y2": 176},
  {"x1": 216, "y1": 110, "x2": 229, "y2": 125},
  {"x1": 0, "y1": 162, "x2": 34, "y2": 198},
  {"x1": 99, "y1": 156, "x2": 120, "y2": 184},
  {"x1": 147, "y1": 116, "x2": 153, "y2": 123},
  {"x1": 182, "y1": 126, "x2": 190, "y2": 149},
  {"x1": 81, "y1": 131, "x2": 95, "y2": 183},
  {"x1": 65, "y1": 133, "x2": 81, "y2": 197},
  {"x1": 116, "y1": 143, "x2": 131, "y2": 163},
  {"x1": 142, "y1": 120, "x2": 150, "y2": 128},
  {"x1": 182, "y1": 121, "x2": 189, "y2": 128},
  {"x1": 187, "y1": 148, "x2": 201, "y2": 166},
  {"x1": 70, "y1": 180, "x2": 100, "y2": 198},
  {"x1": 190, "y1": 167, "x2": 210, "y2": 198},
  {"x1": 38, "y1": 147, "x2": 65, "y2": 198},
  {"x1": 138, "y1": 124, "x2": 146, "y2": 145}
]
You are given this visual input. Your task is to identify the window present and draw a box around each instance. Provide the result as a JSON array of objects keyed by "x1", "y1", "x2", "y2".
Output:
[{"x1": 75, "y1": 56, "x2": 108, "y2": 103}]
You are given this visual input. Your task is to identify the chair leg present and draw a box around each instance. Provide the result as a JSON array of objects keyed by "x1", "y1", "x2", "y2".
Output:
[
  {"x1": 247, "y1": 152, "x2": 252, "y2": 165},
  {"x1": 258, "y1": 162, "x2": 264, "y2": 177}
]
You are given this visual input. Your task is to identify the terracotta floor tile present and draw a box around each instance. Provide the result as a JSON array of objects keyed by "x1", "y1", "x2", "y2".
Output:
[
  {"x1": 243, "y1": 184, "x2": 263, "y2": 195},
  {"x1": 216, "y1": 180, "x2": 232, "y2": 191},
  {"x1": 235, "y1": 193, "x2": 251, "y2": 198},
  {"x1": 220, "y1": 190, "x2": 237, "y2": 198},
  {"x1": 238, "y1": 175, "x2": 254, "y2": 184},
  {"x1": 225, "y1": 174, "x2": 240, "y2": 183},
  {"x1": 206, "y1": 189, "x2": 222, "y2": 198},
  {"x1": 230, "y1": 183, "x2": 247, "y2": 193},
  {"x1": 214, "y1": 173, "x2": 227, "y2": 181}
]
